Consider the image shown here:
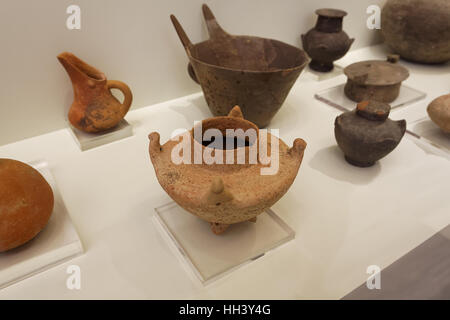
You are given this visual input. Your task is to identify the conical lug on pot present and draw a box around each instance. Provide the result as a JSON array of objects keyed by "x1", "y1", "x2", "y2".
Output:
[
  {"x1": 170, "y1": 14, "x2": 193, "y2": 51},
  {"x1": 202, "y1": 3, "x2": 229, "y2": 39},
  {"x1": 346, "y1": 38, "x2": 355, "y2": 51},
  {"x1": 207, "y1": 177, "x2": 234, "y2": 205},
  {"x1": 210, "y1": 222, "x2": 230, "y2": 235},
  {"x1": 289, "y1": 138, "x2": 307, "y2": 158},
  {"x1": 148, "y1": 132, "x2": 161, "y2": 156},
  {"x1": 228, "y1": 105, "x2": 244, "y2": 119},
  {"x1": 396, "y1": 119, "x2": 407, "y2": 135}
]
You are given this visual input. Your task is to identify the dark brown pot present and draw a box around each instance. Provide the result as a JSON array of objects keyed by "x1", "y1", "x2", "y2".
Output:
[
  {"x1": 171, "y1": 4, "x2": 309, "y2": 128},
  {"x1": 381, "y1": 0, "x2": 450, "y2": 64},
  {"x1": 334, "y1": 101, "x2": 406, "y2": 167},
  {"x1": 344, "y1": 55, "x2": 409, "y2": 103},
  {"x1": 301, "y1": 9, "x2": 354, "y2": 72}
]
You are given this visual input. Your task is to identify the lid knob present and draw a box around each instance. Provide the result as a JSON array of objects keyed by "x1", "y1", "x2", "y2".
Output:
[
  {"x1": 387, "y1": 54, "x2": 400, "y2": 63},
  {"x1": 356, "y1": 101, "x2": 391, "y2": 121}
]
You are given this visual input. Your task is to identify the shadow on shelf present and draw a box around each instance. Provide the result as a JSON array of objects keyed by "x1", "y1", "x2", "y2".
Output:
[
  {"x1": 309, "y1": 145, "x2": 381, "y2": 185},
  {"x1": 167, "y1": 94, "x2": 212, "y2": 125}
]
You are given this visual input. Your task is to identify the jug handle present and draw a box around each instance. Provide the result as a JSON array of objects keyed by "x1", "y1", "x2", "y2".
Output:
[
  {"x1": 202, "y1": 4, "x2": 229, "y2": 39},
  {"x1": 107, "y1": 80, "x2": 133, "y2": 115},
  {"x1": 187, "y1": 63, "x2": 200, "y2": 84}
]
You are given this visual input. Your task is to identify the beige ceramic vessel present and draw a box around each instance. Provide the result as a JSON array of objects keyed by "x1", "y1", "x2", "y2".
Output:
[
  {"x1": 148, "y1": 106, "x2": 307, "y2": 234},
  {"x1": 427, "y1": 94, "x2": 450, "y2": 133},
  {"x1": 0, "y1": 159, "x2": 54, "y2": 252}
]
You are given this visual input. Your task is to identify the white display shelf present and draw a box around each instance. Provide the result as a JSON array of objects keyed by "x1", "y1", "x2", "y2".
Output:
[
  {"x1": 0, "y1": 44, "x2": 449, "y2": 299},
  {"x1": 408, "y1": 117, "x2": 450, "y2": 156},
  {"x1": 68, "y1": 119, "x2": 133, "y2": 151},
  {"x1": 0, "y1": 161, "x2": 83, "y2": 290},
  {"x1": 154, "y1": 202, "x2": 295, "y2": 285}
]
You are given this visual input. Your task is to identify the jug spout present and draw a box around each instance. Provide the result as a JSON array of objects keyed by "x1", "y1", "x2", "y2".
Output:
[{"x1": 57, "y1": 52, "x2": 106, "y2": 85}]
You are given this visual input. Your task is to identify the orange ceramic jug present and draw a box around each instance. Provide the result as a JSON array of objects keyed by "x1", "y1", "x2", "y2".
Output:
[{"x1": 58, "y1": 52, "x2": 132, "y2": 133}]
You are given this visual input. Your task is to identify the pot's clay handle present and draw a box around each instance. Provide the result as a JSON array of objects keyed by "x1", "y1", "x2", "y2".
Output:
[
  {"x1": 170, "y1": 14, "x2": 193, "y2": 50},
  {"x1": 202, "y1": 4, "x2": 229, "y2": 39},
  {"x1": 289, "y1": 138, "x2": 307, "y2": 158},
  {"x1": 148, "y1": 132, "x2": 161, "y2": 154},
  {"x1": 387, "y1": 54, "x2": 400, "y2": 63},
  {"x1": 107, "y1": 80, "x2": 133, "y2": 114},
  {"x1": 187, "y1": 63, "x2": 200, "y2": 84},
  {"x1": 348, "y1": 38, "x2": 355, "y2": 48},
  {"x1": 301, "y1": 34, "x2": 306, "y2": 48}
]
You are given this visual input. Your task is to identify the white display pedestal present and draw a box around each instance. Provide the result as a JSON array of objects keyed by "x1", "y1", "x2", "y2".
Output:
[
  {"x1": 153, "y1": 202, "x2": 295, "y2": 285},
  {"x1": 408, "y1": 117, "x2": 450, "y2": 156},
  {"x1": 0, "y1": 161, "x2": 83, "y2": 290},
  {"x1": 315, "y1": 83, "x2": 426, "y2": 112},
  {"x1": 68, "y1": 119, "x2": 133, "y2": 151}
]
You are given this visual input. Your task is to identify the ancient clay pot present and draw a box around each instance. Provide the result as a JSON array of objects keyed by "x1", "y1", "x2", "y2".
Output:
[
  {"x1": 0, "y1": 159, "x2": 54, "y2": 252},
  {"x1": 148, "y1": 106, "x2": 307, "y2": 234},
  {"x1": 334, "y1": 101, "x2": 406, "y2": 167},
  {"x1": 171, "y1": 4, "x2": 309, "y2": 128},
  {"x1": 381, "y1": 0, "x2": 450, "y2": 64},
  {"x1": 301, "y1": 8, "x2": 354, "y2": 72},
  {"x1": 344, "y1": 55, "x2": 409, "y2": 103},
  {"x1": 427, "y1": 94, "x2": 450, "y2": 133},
  {"x1": 58, "y1": 52, "x2": 133, "y2": 133}
]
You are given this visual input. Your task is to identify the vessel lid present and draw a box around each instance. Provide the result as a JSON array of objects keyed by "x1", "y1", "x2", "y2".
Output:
[
  {"x1": 315, "y1": 8, "x2": 347, "y2": 18},
  {"x1": 356, "y1": 101, "x2": 391, "y2": 121},
  {"x1": 344, "y1": 58, "x2": 409, "y2": 86}
]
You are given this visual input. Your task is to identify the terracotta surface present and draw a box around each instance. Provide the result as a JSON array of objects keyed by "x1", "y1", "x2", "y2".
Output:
[
  {"x1": 427, "y1": 94, "x2": 450, "y2": 133},
  {"x1": 171, "y1": 4, "x2": 309, "y2": 128},
  {"x1": 148, "y1": 106, "x2": 307, "y2": 234},
  {"x1": 382, "y1": 0, "x2": 450, "y2": 64},
  {"x1": 0, "y1": 159, "x2": 54, "y2": 252},
  {"x1": 335, "y1": 101, "x2": 406, "y2": 167},
  {"x1": 344, "y1": 55, "x2": 409, "y2": 103},
  {"x1": 301, "y1": 8, "x2": 354, "y2": 72},
  {"x1": 58, "y1": 52, "x2": 133, "y2": 133}
]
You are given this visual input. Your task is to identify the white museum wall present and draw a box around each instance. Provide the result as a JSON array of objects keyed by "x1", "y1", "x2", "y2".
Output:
[{"x1": 0, "y1": 0, "x2": 383, "y2": 146}]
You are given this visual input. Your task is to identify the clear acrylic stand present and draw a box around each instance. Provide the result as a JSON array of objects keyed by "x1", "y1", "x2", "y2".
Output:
[
  {"x1": 304, "y1": 65, "x2": 343, "y2": 82},
  {"x1": 315, "y1": 83, "x2": 426, "y2": 112},
  {"x1": 68, "y1": 119, "x2": 133, "y2": 151},
  {"x1": 0, "y1": 161, "x2": 83, "y2": 290},
  {"x1": 408, "y1": 117, "x2": 450, "y2": 155},
  {"x1": 153, "y1": 202, "x2": 295, "y2": 285}
]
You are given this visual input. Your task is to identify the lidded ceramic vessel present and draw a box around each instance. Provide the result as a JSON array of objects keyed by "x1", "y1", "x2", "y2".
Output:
[
  {"x1": 427, "y1": 94, "x2": 450, "y2": 133},
  {"x1": 171, "y1": 4, "x2": 309, "y2": 128},
  {"x1": 58, "y1": 52, "x2": 133, "y2": 133},
  {"x1": 0, "y1": 159, "x2": 54, "y2": 252},
  {"x1": 334, "y1": 101, "x2": 406, "y2": 167},
  {"x1": 148, "y1": 106, "x2": 307, "y2": 234},
  {"x1": 382, "y1": 0, "x2": 450, "y2": 64},
  {"x1": 344, "y1": 55, "x2": 409, "y2": 103},
  {"x1": 301, "y1": 8, "x2": 354, "y2": 72}
]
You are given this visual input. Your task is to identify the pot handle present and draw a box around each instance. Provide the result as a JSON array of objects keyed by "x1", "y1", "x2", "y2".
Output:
[
  {"x1": 187, "y1": 63, "x2": 200, "y2": 84},
  {"x1": 170, "y1": 14, "x2": 193, "y2": 50},
  {"x1": 148, "y1": 132, "x2": 161, "y2": 156},
  {"x1": 387, "y1": 54, "x2": 400, "y2": 63},
  {"x1": 289, "y1": 138, "x2": 307, "y2": 159},
  {"x1": 107, "y1": 80, "x2": 133, "y2": 115},
  {"x1": 202, "y1": 4, "x2": 229, "y2": 39}
]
